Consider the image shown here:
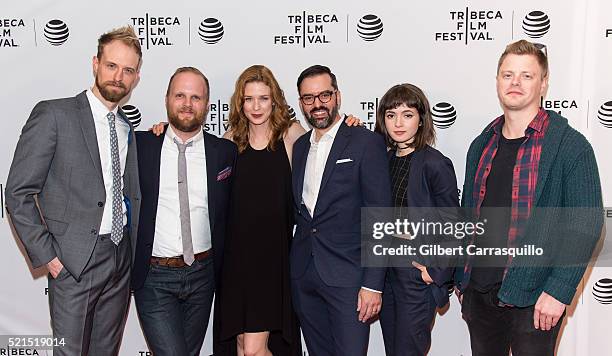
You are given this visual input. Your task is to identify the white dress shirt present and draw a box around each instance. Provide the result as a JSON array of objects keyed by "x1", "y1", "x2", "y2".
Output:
[
  {"x1": 86, "y1": 89, "x2": 129, "y2": 234},
  {"x1": 302, "y1": 117, "x2": 343, "y2": 217},
  {"x1": 152, "y1": 126, "x2": 212, "y2": 257}
]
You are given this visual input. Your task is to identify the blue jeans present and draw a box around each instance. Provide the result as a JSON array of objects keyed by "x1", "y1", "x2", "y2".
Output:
[{"x1": 134, "y1": 256, "x2": 215, "y2": 356}]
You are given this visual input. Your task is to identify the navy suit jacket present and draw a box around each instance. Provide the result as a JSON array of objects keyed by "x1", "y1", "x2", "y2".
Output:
[
  {"x1": 131, "y1": 127, "x2": 237, "y2": 290},
  {"x1": 291, "y1": 121, "x2": 392, "y2": 291},
  {"x1": 390, "y1": 145, "x2": 459, "y2": 307}
]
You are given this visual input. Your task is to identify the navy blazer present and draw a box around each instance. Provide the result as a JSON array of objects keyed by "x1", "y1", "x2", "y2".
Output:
[
  {"x1": 389, "y1": 145, "x2": 460, "y2": 307},
  {"x1": 291, "y1": 122, "x2": 392, "y2": 291},
  {"x1": 131, "y1": 127, "x2": 237, "y2": 290}
]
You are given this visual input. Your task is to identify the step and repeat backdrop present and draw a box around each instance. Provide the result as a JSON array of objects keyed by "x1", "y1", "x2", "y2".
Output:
[{"x1": 1, "y1": 0, "x2": 611, "y2": 355}]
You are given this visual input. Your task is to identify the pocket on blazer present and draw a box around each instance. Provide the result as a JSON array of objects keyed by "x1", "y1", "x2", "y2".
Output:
[{"x1": 44, "y1": 217, "x2": 68, "y2": 236}]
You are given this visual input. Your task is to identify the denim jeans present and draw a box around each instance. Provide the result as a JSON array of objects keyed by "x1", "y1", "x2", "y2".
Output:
[{"x1": 135, "y1": 256, "x2": 215, "y2": 356}]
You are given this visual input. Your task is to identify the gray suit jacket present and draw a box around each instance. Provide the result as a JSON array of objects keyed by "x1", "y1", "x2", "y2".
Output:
[{"x1": 5, "y1": 90, "x2": 141, "y2": 280}]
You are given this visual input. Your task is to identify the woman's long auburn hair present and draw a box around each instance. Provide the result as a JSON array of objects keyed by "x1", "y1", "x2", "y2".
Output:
[{"x1": 228, "y1": 65, "x2": 294, "y2": 153}]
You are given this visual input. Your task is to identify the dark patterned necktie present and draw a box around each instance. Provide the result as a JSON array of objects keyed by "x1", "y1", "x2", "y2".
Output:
[{"x1": 107, "y1": 112, "x2": 123, "y2": 245}]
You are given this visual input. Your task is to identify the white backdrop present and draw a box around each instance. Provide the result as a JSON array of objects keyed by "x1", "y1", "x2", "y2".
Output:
[{"x1": 1, "y1": 0, "x2": 611, "y2": 355}]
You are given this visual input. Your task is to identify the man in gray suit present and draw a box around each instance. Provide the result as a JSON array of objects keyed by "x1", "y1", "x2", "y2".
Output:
[{"x1": 5, "y1": 26, "x2": 142, "y2": 356}]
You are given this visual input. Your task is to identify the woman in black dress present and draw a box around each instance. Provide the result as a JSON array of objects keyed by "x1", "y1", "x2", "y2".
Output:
[{"x1": 219, "y1": 65, "x2": 306, "y2": 356}]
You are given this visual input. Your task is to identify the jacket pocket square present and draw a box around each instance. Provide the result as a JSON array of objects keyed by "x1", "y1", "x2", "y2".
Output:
[
  {"x1": 336, "y1": 158, "x2": 353, "y2": 164},
  {"x1": 217, "y1": 166, "x2": 232, "y2": 181}
]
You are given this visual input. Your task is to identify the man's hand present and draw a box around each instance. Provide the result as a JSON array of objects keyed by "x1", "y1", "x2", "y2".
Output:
[
  {"x1": 412, "y1": 261, "x2": 433, "y2": 284},
  {"x1": 149, "y1": 121, "x2": 168, "y2": 136},
  {"x1": 357, "y1": 288, "x2": 382, "y2": 323},
  {"x1": 533, "y1": 291, "x2": 566, "y2": 331},
  {"x1": 344, "y1": 114, "x2": 363, "y2": 127},
  {"x1": 46, "y1": 257, "x2": 64, "y2": 279}
]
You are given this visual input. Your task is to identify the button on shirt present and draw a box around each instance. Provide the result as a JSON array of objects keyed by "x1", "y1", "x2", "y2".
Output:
[
  {"x1": 152, "y1": 126, "x2": 212, "y2": 257},
  {"x1": 302, "y1": 117, "x2": 343, "y2": 217},
  {"x1": 86, "y1": 89, "x2": 129, "y2": 234}
]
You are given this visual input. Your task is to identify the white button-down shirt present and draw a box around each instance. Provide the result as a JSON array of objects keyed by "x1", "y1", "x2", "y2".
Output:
[
  {"x1": 86, "y1": 89, "x2": 129, "y2": 234},
  {"x1": 152, "y1": 126, "x2": 212, "y2": 257},
  {"x1": 301, "y1": 117, "x2": 344, "y2": 217}
]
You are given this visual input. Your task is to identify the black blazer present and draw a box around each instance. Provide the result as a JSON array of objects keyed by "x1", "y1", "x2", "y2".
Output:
[
  {"x1": 389, "y1": 145, "x2": 460, "y2": 307},
  {"x1": 131, "y1": 127, "x2": 237, "y2": 290}
]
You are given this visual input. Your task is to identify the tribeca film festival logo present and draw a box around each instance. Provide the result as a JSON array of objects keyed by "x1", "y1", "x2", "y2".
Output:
[
  {"x1": 540, "y1": 97, "x2": 579, "y2": 117},
  {"x1": 435, "y1": 8, "x2": 503, "y2": 44},
  {"x1": 273, "y1": 12, "x2": 340, "y2": 47},
  {"x1": 198, "y1": 18, "x2": 224, "y2": 44},
  {"x1": 358, "y1": 97, "x2": 379, "y2": 131},
  {"x1": 593, "y1": 278, "x2": 612, "y2": 304},
  {"x1": 522, "y1": 11, "x2": 551, "y2": 39},
  {"x1": 431, "y1": 102, "x2": 457, "y2": 129},
  {"x1": 130, "y1": 14, "x2": 181, "y2": 49},
  {"x1": 121, "y1": 105, "x2": 142, "y2": 128},
  {"x1": 204, "y1": 99, "x2": 230, "y2": 135},
  {"x1": 598, "y1": 101, "x2": 612, "y2": 128},
  {"x1": 357, "y1": 14, "x2": 383, "y2": 42},
  {"x1": 0, "y1": 18, "x2": 26, "y2": 47},
  {"x1": 43, "y1": 19, "x2": 69, "y2": 46}
]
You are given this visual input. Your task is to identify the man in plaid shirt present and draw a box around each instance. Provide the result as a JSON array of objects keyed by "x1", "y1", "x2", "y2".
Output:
[{"x1": 455, "y1": 40, "x2": 603, "y2": 355}]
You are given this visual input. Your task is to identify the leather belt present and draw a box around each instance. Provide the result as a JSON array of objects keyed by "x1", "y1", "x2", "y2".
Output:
[{"x1": 150, "y1": 249, "x2": 212, "y2": 268}]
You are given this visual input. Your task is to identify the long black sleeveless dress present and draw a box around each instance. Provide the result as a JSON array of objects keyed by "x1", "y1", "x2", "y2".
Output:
[{"x1": 218, "y1": 141, "x2": 301, "y2": 355}]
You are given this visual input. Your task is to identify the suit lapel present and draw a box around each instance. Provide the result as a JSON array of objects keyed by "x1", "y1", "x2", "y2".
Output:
[
  {"x1": 317, "y1": 122, "x2": 350, "y2": 201},
  {"x1": 76, "y1": 91, "x2": 104, "y2": 185},
  {"x1": 405, "y1": 148, "x2": 424, "y2": 207},
  {"x1": 293, "y1": 132, "x2": 311, "y2": 210},
  {"x1": 204, "y1": 132, "x2": 219, "y2": 233},
  {"x1": 150, "y1": 126, "x2": 167, "y2": 214}
]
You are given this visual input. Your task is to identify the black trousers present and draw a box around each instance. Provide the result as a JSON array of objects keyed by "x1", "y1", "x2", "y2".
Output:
[{"x1": 462, "y1": 286, "x2": 565, "y2": 356}]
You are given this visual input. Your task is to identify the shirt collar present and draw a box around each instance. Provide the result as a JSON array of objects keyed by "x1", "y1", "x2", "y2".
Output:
[
  {"x1": 165, "y1": 124, "x2": 204, "y2": 145},
  {"x1": 491, "y1": 107, "x2": 549, "y2": 137},
  {"x1": 86, "y1": 88, "x2": 118, "y2": 119},
  {"x1": 309, "y1": 114, "x2": 344, "y2": 144}
]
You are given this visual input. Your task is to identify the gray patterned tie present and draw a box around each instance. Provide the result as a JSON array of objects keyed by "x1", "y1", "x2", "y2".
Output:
[
  {"x1": 107, "y1": 112, "x2": 123, "y2": 245},
  {"x1": 174, "y1": 138, "x2": 195, "y2": 265}
]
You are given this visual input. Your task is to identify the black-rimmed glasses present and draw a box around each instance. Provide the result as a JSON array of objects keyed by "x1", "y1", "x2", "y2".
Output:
[{"x1": 299, "y1": 90, "x2": 336, "y2": 105}]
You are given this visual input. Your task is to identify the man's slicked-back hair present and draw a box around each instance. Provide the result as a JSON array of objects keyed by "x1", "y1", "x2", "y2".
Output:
[{"x1": 296, "y1": 65, "x2": 338, "y2": 93}]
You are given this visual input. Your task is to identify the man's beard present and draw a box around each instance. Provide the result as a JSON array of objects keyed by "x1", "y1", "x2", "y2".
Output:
[
  {"x1": 167, "y1": 106, "x2": 206, "y2": 133},
  {"x1": 304, "y1": 103, "x2": 339, "y2": 129},
  {"x1": 95, "y1": 76, "x2": 129, "y2": 103}
]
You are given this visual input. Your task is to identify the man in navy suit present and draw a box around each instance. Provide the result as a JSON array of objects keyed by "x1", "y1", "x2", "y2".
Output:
[
  {"x1": 291, "y1": 65, "x2": 392, "y2": 356},
  {"x1": 131, "y1": 67, "x2": 236, "y2": 355}
]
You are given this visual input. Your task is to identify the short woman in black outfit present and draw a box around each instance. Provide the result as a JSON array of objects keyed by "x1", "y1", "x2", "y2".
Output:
[{"x1": 375, "y1": 84, "x2": 460, "y2": 356}]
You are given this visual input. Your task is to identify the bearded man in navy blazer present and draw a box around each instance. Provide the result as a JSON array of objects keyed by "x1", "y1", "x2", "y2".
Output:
[
  {"x1": 131, "y1": 67, "x2": 236, "y2": 355},
  {"x1": 291, "y1": 65, "x2": 392, "y2": 356}
]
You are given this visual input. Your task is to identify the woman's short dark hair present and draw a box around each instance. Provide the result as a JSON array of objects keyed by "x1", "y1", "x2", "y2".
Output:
[{"x1": 374, "y1": 83, "x2": 436, "y2": 151}]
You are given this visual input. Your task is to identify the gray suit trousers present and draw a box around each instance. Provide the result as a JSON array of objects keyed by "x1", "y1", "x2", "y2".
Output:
[{"x1": 48, "y1": 230, "x2": 131, "y2": 356}]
